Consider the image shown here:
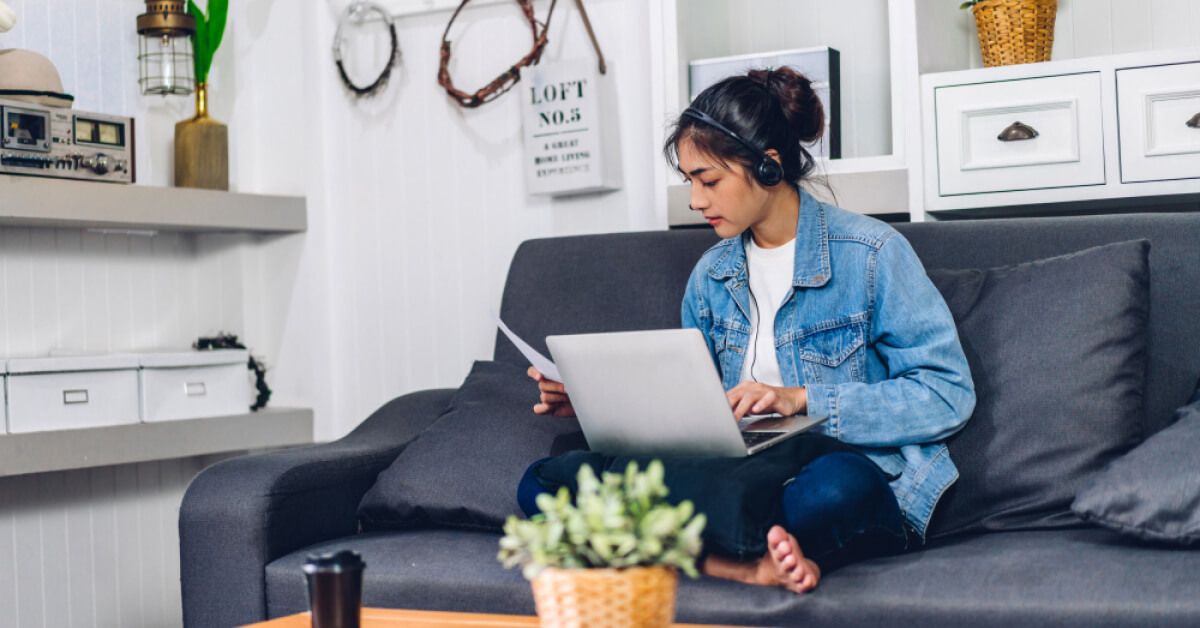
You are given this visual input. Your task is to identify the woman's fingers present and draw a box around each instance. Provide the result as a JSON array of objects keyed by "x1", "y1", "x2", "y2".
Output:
[
  {"x1": 527, "y1": 366, "x2": 542, "y2": 381},
  {"x1": 540, "y1": 391, "x2": 569, "y2": 404},
  {"x1": 752, "y1": 390, "x2": 777, "y2": 414},
  {"x1": 733, "y1": 394, "x2": 759, "y2": 420},
  {"x1": 538, "y1": 379, "x2": 566, "y2": 394}
]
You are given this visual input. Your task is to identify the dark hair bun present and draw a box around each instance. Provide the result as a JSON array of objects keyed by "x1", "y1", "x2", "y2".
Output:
[{"x1": 748, "y1": 66, "x2": 824, "y2": 144}]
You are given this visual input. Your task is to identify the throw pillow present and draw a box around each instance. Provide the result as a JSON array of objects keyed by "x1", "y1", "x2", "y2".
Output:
[
  {"x1": 925, "y1": 239, "x2": 1150, "y2": 538},
  {"x1": 358, "y1": 360, "x2": 587, "y2": 532},
  {"x1": 1071, "y1": 383, "x2": 1200, "y2": 545}
]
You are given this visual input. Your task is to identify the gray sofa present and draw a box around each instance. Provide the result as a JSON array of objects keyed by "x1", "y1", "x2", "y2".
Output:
[{"x1": 180, "y1": 211, "x2": 1200, "y2": 627}]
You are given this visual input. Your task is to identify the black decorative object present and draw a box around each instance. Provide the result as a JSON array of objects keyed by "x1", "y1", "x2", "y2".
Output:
[
  {"x1": 333, "y1": 1, "x2": 400, "y2": 98},
  {"x1": 194, "y1": 333, "x2": 271, "y2": 411}
]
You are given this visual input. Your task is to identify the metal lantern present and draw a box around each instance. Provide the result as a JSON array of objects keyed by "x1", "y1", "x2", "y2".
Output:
[{"x1": 136, "y1": 0, "x2": 195, "y2": 95}]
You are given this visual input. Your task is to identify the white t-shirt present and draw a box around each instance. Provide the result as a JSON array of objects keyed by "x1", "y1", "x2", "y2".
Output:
[{"x1": 740, "y1": 236, "x2": 796, "y2": 386}]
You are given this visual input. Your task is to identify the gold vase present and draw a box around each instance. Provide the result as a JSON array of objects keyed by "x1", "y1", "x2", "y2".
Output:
[{"x1": 174, "y1": 83, "x2": 229, "y2": 190}]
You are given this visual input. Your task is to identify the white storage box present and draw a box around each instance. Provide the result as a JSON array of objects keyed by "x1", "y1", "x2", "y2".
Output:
[
  {"x1": 1, "y1": 366, "x2": 7, "y2": 434},
  {"x1": 138, "y1": 350, "x2": 252, "y2": 423},
  {"x1": 6, "y1": 354, "x2": 141, "y2": 434}
]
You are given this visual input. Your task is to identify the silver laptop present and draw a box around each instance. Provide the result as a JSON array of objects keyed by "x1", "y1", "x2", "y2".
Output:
[{"x1": 545, "y1": 328, "x2": 827, "y2": 457}]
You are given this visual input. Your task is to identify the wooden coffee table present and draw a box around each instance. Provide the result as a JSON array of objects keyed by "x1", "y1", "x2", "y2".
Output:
[{"x1": 245, "y1": 607, "x2": 741, "y2": 627}]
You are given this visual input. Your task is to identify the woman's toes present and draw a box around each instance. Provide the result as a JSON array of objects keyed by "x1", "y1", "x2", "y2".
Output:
[{"x1": 767, "y1": 525, "x2": 789, "y2": 549}]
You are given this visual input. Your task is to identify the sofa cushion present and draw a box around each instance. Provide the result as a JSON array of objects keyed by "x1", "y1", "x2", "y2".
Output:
[
  {"x1": 925, "y1": 240, "x2": 1150, "y2": 538},
  {"x1": 265, "y1": 527, "x2": 1200, "y2": 627},
  {"x1": 357, "y1": 361, "x2": 586, "y2": 532},
  {"x1": 1072, "y1": 382, "x2": 1200, "y2": 545}
]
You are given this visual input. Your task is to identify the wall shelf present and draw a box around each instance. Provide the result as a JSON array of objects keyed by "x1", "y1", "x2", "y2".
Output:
[
  {"x1": 0, "y1": 174, "x2": 307, "y2": 233},
  {"x1": 0, "y1": 407, "x2": 314, "y2": 477}
]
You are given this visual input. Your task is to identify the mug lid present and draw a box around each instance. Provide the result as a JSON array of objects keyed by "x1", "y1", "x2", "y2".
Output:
[{"x1": 302, "y1": 549, "x2": 365, "y2": 573}]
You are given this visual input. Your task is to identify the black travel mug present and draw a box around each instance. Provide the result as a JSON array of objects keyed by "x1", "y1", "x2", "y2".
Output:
[{"x1": 303, "y1": 549, "x2": 365, "y2": 628}]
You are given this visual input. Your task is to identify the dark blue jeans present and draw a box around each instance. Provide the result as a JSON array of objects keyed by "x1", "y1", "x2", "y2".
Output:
[{"x1": 517, "y1": 450, "x2": 917, "y2": 574}]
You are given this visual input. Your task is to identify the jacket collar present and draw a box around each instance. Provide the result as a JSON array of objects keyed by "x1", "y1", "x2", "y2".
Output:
[{"x1": 706, "y1": 188, "x2": 832, "y2": 288}]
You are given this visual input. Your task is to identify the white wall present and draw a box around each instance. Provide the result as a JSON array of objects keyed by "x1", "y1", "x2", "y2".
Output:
[{"x1": 304, "y1": 0, "x2": 658, "y2": 438}]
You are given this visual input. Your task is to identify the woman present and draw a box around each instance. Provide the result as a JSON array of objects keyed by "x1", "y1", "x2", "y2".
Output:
[{"x1": 521, "y1": 66, "x2": 975, "y2": 594}]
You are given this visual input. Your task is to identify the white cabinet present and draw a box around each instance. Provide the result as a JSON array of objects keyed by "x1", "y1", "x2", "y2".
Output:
[
  {"x1": 1116, "y1": 61, "x2": 1200, "y2": 184},
  {"x1": 923, "y1": 49, "x2": 1200, "y2": 213},
  {"x1": 6, "y1": 355, "x2": 141, "y2": 434}
]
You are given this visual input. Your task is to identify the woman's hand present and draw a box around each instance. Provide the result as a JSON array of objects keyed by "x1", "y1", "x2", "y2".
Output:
[
  {"x1": 528, "y1": 367, "x2": 576, "y2": 417},
  {"x1": 726, "y1": 382, "x2": 808, "y2": 420}
]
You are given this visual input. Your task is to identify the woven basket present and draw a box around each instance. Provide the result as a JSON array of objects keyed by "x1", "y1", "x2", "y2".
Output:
[
  {"x1": 972, "y1": 0, "x2": 1057, "y2": 67},
  {"x1": 531, "y1": 566, "x2": 678, "y2": 628}
]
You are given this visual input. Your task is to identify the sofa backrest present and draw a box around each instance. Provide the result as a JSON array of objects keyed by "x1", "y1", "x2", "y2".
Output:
[{"x1": 496, "y1": 212, "x2": 1200, "y2": 436}]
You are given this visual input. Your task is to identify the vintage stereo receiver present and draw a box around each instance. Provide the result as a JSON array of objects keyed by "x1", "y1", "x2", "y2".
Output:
[{"x1": 1, "y1": 98, "x2": 135, "y2": 184}]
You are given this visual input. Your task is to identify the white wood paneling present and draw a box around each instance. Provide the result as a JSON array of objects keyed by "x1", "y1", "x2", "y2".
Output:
[
  {"x1": 0, "y1": 456, "x2": 233, "y2": 628},
  {"x1": 0, "y1": 227, "x2": 243, "y2": 356}
]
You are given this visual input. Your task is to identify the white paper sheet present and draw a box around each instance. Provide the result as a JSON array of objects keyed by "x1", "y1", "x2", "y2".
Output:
[{"x1": 496, "y1": 316, "x2": 561, "y2": 381}]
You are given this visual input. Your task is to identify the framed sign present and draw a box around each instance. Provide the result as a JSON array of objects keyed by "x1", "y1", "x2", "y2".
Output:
[{"x1": 520, "y1": 60, "x2": 622, "y2": 197}]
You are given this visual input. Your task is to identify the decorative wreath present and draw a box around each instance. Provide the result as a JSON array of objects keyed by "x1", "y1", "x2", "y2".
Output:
[
  {"x1": 437, "y1": 0, "x2": 607, "y2": 109},
  {"x1": 333, "y1": 1, "x2": 401, "y2": 97}
]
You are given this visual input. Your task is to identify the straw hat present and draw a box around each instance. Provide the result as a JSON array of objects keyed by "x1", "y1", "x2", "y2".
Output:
[{"x1": 0, "y1": 49, "x2": 75, "y2": 108}]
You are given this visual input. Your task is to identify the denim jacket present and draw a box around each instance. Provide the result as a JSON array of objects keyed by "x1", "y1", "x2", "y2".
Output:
[{"x1": 680, "y1": 190, "x2": 976, "y2": 541}]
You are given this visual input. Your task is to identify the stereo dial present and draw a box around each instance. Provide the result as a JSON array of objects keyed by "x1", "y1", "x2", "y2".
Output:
[{"x1": 82, "y1": 153, "x2": 111, "y2": 175}]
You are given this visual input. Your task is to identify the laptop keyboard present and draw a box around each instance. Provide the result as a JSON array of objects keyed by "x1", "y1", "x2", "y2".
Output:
[{"x1": 742, "y1": 431, "x2": 785, "y2": 447}]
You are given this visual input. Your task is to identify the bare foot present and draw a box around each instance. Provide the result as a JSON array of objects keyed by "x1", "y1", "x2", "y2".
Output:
[
  {"x1": 701, "y1": 525, "x2": 821, "y2": 594},
  {"x1": 755, "y1": 525, "x2": 821, "y2": 593}
]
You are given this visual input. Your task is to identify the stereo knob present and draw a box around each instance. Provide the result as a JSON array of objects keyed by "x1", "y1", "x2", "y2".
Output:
[{"x1": 92, "y1": 154, "x2": 110, "y2": 174}]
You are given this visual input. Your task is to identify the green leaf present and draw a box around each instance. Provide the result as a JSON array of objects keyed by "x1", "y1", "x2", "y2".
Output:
[
  {"x1": 187, "y1": 0, "x2": 227, "y2": 84},
  {"x1": 206, "y1": 0, "x2": 228, "y2": 64},
  {"x1": 187, "y1": 0, "x2": 211, "y2": 83}
]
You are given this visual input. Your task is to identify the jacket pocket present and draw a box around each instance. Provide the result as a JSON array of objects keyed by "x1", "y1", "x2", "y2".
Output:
[
  {"x1": 711, "y1": 323, "x2": 747, "y2": 386},
  {"x1": 792, "y1": 313, "x2": 867, "y2": 383}
]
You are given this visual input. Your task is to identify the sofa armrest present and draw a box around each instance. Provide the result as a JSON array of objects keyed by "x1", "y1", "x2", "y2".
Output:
[{"x1": 179, "y1": 388, "x2": 455, "y2": 628}]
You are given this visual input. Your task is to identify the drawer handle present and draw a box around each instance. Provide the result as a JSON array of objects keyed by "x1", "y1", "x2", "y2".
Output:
[
  {"x1": 63, "y1": 389, "x2": 89, "y2": 405},
  {"x1": 997, "y1": 121, "x2": 1039, "y2": 142},
  {"x1": 1187, "y1": 112, "x2": 1200, "y2": 129},
  {"x1": 185, "y1": 382, "x2": 208, "y2": 397}
]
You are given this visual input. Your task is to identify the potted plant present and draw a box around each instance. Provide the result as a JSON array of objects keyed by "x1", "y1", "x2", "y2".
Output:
[
  {"x1": 498, "y1": 460, "x2": 707, "y2": 628},
  {"x1": 961, "y1": 0, "x2": 1057, "y2": 67}
]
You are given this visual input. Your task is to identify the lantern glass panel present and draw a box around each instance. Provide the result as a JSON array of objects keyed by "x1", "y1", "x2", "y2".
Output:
[{"x1": 139, "y1": 33, "x2": 194, "y2": 96}]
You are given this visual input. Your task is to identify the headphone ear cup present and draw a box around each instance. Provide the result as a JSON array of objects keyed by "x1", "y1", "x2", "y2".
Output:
[{"x1": 757, "y1": 158, "x2": 784, "y2": 187}]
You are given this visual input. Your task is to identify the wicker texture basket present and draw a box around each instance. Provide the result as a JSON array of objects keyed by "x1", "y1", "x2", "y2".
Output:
[
  {"x1": 531, "y1": 566, "x2": 678, "y2": 628},
  {"x1": 973, "y1": 0, "x2": 1057, "y2": 67}
]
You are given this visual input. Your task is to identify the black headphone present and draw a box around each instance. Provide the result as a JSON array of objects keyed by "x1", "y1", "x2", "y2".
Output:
[{"x1": 680, "y1": 107, "x2": 784, "y2": 187}]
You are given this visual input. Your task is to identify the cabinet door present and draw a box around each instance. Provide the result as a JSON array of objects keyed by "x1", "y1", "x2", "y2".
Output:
[
  {"x1": 1117, "y1": 61, "x2": 1200, "y2": 183},
  {"x1": 934, "y1": 72, "x2": 1106, "y2": 196}
]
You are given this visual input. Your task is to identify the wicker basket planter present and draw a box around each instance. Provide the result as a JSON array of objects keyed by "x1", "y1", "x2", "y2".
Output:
[
  {"x1": 972, "y1": 0, "x2": 1058, "y2": 67},
  {"x1": 531, "y1": 565, "x2": 679, "y2": 628}
]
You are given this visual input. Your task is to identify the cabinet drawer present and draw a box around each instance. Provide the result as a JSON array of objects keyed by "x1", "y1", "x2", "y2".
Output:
[
  {"x1": 6, "y1": 369, "x2": 140, "y2": 434},
  {"x1": 141, "y1": 363, "x2": 251, "y2": 423},
  {"x1": 1117, "y1": 61, "x2": 1200, "y2": 183},
  {"x1": 934, "y1": 72, "x2": 1106, "y2": 196}
]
